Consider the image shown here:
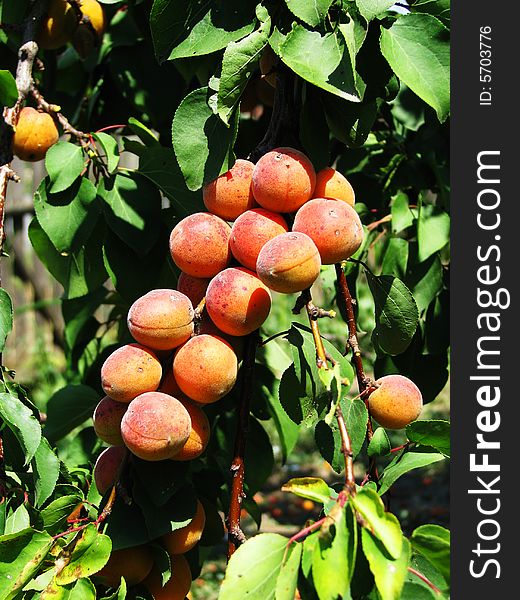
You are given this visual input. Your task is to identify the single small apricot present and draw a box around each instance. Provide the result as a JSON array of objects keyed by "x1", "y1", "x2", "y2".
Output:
[
  {"x1": 252, "y1": 147, "x2": 316, "y2": 213},
  {"x1": 205, "y1": 267, "x2": 271, "y2": 336},
  {"x1": 80, "y1": 0, "x2": 106, "y2": 36},
  {"x1": 368, "y1": 374, "x2": 423, "y2": 430},
  {"x1": 256, "y1": 232, "x2": 321, "y2": 294},
  {"x1": 230, "y1": 208, "x2": 288, "y2": 271},
  {"x1": 177, "y1": 273, "x2": 210, "y2": 308},
  {"x1": 198, "y1": 317, "x2": 245, "y2": 359},
  {"x1": 12, "y1": 108, "x2": 59, "y2": 162},
  {"x1": 169, "y1": 213, "x2": 232, "y2": 278},
  {"x1": 292, "y1": 198, "x2": 364, "y2": 264},
  {"x1": 101, "y1": 344, "x2": 162, "y2": 403},
  {"x1": 313, "y1": 167, "x2": 355, "y2": 206},
  {"x1": 203, "y1": 159, "x2": 256, "y2": 220},
  {"x1": 72, "y1": 0, "x2": 106, "y2": 58},
  {"x1": 128, "y1": 289, "x2": 194, "y2": 351},
  {"x1": 172, "y1": 401, "x2": 210, "y2": 461},
  {"x1": 95, "y1": 545, "x2": 154, "y2": 588},
  {"x1": 120, "y1": 392, "x2": 191, "y2": 461},
  {"x1": 173, "y1": 335, "x2": 237, "y2": 404},
  {"x1": 38, "y1": 0, "x2": 78, "y2": 49},
  {"x1": 93, "y1": 396, "x2": 127, "y2": 446},
  {"x1": 143, "y1": 555, "x2": 192, "y2": 600},
  {"x1": 93, "y1": 446, "x2": 127, "y2": 495},
  {"x1": 162, "y1": 500, "x2": 206, "y2": 554}
]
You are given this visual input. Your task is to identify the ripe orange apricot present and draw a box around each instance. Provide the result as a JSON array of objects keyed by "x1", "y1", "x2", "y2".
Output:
[
  {"x1": 162, "y1": 500, "x2": 206, "y2": 554},
  {"x1": 292, "y1": 198, "x2": 364, "y2": 264},
  {"x1": 368, "y1": 374, "x2": 423, "y2": 430},
  {"x1": 93, "y1": 396, "x2": 128, "y2": 446},
  {"x1": 143, "y1": 555, "x2": 192, "y2": 600},
  {"x1": 205, "y1": 267, "x2": 271, "y2": 336},
  {"x1": 120, "y1": 392, "x2": 192, "y2": 461},
  {"x1": 38, "y1": 0, "x2": 78, "y2": 49},
  {"x1": 252, "y1": 147, "x2": 316, "y2": 213},
  {"x1": 313, "y1": 167, "x2": 355, "y2": 206},
  {"x1": 169, "y1": 213, "x2": 232, "y2": 278},
  {"x1": 172, "y1": 401, "x2": 210, "y2": 461},
  {"x1": 177, "y1": 272, "x2": 210, "y2": 308},
  {"x1": 198, "y1": 317, "x2": 245, "y2": 359},
  {"x1": 128, "y1": 289, "x2": 194, "y2": 351},
  {"x1": 80, "y1": 0, "x2": 106, "y2": 36},
  {"x1": 230, "y1": 208, "x2": 288, "y2": 271},
  {"x1": 173, "y1": 335, "x2": 238, "y2": 404},
  {"x1": 93, "y1": 446, "x2": 126, "y2": 495},
  {"x1": 101, "y1": 344, "x2": 162, "y2": 403},
  {"x1": 203, "y1": 159, "x2": 256, "y2": 220},
  {"x1": 95, "y1": 545, "x2": 154, "y2": 588},
  {"x1": 12, "y1": 108, "x2": 59, "y2": 162},
  {"x1": 256, "y1": 232, "x2": 321, "y2": 294},
  {"x1": 72, "y1": 0, "x2": 107, "y2": 58}
]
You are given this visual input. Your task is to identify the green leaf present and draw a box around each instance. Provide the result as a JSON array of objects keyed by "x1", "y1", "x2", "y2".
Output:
[
  {"x1": 41, "y1": 576, "x2": 97, "y2": 599},
  {"x1": 150, "y1": 0, "x2": 256, "y2": 62},
  {"x1": 0, "y1": 70, "x2": 17, "y2": 107},
  {"x1": 381, "y1": 237, "x2": 408, "y2": 279},
  {"x1": 45, "y1": 142, "x2": 85, "y2": 194},
  {"x1": 32, "y1": 437, "x2": 61, "y2": 508},
  {"x1": 417, "y1": 204, "x2": 450, "y2": 262},
  {"x1": 275, "y1": 542, "x2": 303, "y2": 600},
  {"x1": 127, "y1": 117, "x2": 159, "y2": 146},
  {"x1": 401, "y1": 581, "x2": 438, "y2": 600},
  {"x1": 92, "y1": 132, "x2": 119, "y2": 173},
  {"x1": 411, "y1": 0, "x2": 450, "y2": 26},
  {"x1": 0, "y1": 528, "x2": 53, "y2": 600},
  {"x1": 410, "y1": 525, "x2": 450, "y2": 583},
  {"x1": 263, "y1": 378, "x2": 299, "y2": 463},
  {"x1": 356, "y1": 0, "x2": 395, "y2": 21},
  {"x1": 391, "y1": 193, "x2": 414, "y2": 233},
  {"x1": 378, "y1": 450, "x2": 446, "y2": 496},
  {"x1": 41, "y1": 494, "x2": 83, "y2": 535},
  {"x1": 0, "y1": 392, "x2": 41, "y2": 465},
  {"x1": 362, "y1": 530, "x2": 410, "y2": 600},
  {"x1": 366, "y1": 272, "x2": 419, "y2": 356},
  {"x1": 99, "y1": 578, "x2": 127, "y2": 600},
  {"x1": 406, "y1": 420, "x2": 450, "y2": 457},
  {"x1": 407, "y1": 255, "x2": 443, "y2": 314},
  {"x1": 172, "y1": 87, "x2": 238, "y2": 191},
  {"x1": 380, "y1": 14, "x2": 450, "y2": 122},
  {"x1": 62, "y1": 287, "x2": 108, "y2": 351},
  {"x1": 0, "y1": 288, "x2": 13, "y2": 352},
  {"x1": 5, "y1": 504, "x2": 30, "y2": 535},
  {"x1": 367, "y1": 427, "x2": 391, "y2": 457},
  {"x1": 281, "y1": 478, "x2": 332, "y2": 505},
  {"x1": 219, "y1": 533, "x2": 288, "y2": 599},
  {"x1": 44, "y1": 384, "x2": 100, "y2": 443},
  {"x1": 284, "y1": 0, "x2": 334, "y2": 27}
]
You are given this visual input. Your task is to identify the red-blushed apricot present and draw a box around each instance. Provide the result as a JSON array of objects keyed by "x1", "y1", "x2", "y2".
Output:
[
  {"x1": 252, "y1": 147, "x2": 316, "y2": 213},
  {"x1": 256, "y1": 232, "x2": 321, "y2": 294},
  {"x1": 162, "y1": 501, "x2": 206, "y2": 554},
  {"x1": 292, "y1": 198, "x2": 364, "y2": 264},
  {"x1": 12, "y1": 108, "x2": 59, "y2": 162},
  {"x1": 38, "y1": 0, "x2": 78, "y2": 49},
  {"x1": 203, "y1": 159, "x2": 256, "y2": 220},
  {"x1": 313, "y1": 167, "x2": 355, "y2": 206},
  {"x1": 101, "y1": 344, "x2": 162, "y2": 403},
  {"x1": 205, "y1": 267, "x2": 271, "y2": 336},
  {"x1": 198, "y1": 317, "x2": 245, "y2": 359},
  {"x1": 95, "y1": 545, "x2": 153, "y2": 588},
  {"x1": 172, "y1": 401, "x2": 210, "y2": 461},
  {"x1": 368, "y1": 374, "x2": 423, "y2": 430},
  {"x1": 120, "y1": 392, "x2": 191, "y2": 461},
  {"x1": 93, "y1": 396, "x2": 127, "y2": 446},
  {"x1": 93, "y1": 446, "x2": 127, "y2": 495},
  {"x1": 230, "y1": 208, "x2": 289, "y2": 270},
  {"x1": 177, "y1": 273, "x2": 210, "y2": 308},
  {"x1": 143, "y1": 555, "x2": 192, "y2": 600},
  {"x1": 169, "y1": 213, "x2": 232, "y2": 278},
  {"x1": 128, "y1": 289, "x2": 194, "y2": 351},
  {"x1": 173, "y1": 335, "x2": 237, "y2": 404}
]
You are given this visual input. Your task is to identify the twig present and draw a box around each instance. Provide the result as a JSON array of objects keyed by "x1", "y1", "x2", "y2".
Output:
[
  {"x1": 293, "y1": 288, "x2": 329, "y2": 369},
  {"x1": 31, "y1": 87, "x2": 89, "y2": 144},
  {"x1": 336, "y1": 405, "x2": 356, "y2": 494}
]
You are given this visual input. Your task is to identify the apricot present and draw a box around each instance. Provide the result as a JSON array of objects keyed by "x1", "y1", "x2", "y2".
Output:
[
  {"x1": 256, "y1": 232, "x2": 321, "y2": 293},
  {"x1": 12, "y1": 108, "x2": 59, "y2": 162},
  {"x1": 93, "y1": 396, "x2": 127, "y2": 446},
  {"x1": 38, "y1": 0, "x2": 78, "y2": 49},
  {"x1": 80, "y1": 0, "x2": 106, "y2": 36},
  {"x1": 159, "y1": 368, "x2": 185, "y2": 398},
  {"x1": 198, "y1": 317, "x2": 245, "y2": 359},
  {"x1": 162, "y1": 500, "x2": 206, "y2": 554},
  {"x1": 292, "y1": 198, "x2": 364, "y2": 264},
  {"x1": 93, "y1": 446, "x2": 126, "y2": 495},
  {"x1": 120, "y1": 392, "x2": 191, "y2": 461},
  {"x1": 313, "y1": 167, "x2": 355, "y2": 206},
  {"x1": 128, "y1": 289, "x2": 194, "y2": 351},
  {"x1": 368, "y1": 374, "x2": 423, "y2": 430},
  {"x1": 101, "y1": 344, "x2": 162, "y2": 403},
  {"x1": 72, "y1": 0, "x2": 106, "y2": 58},
  {"x1": 203, "y1": 159, "x2": 256, "y2": 220},
  {"x1": 169, "y1": 213, "x2": 232, "y2": 278},
  {"x1": 173, "y1": 335, "x2": 237, "y2": 404},
  {"x1": 143, "y1": 555, "x2": 192, "y2": 600},
  {"x1": 230, "y1": 208, "x2": 288, "y2": 271},
  {"x1": 251, "y1": 147, "x2": 316, "y2": 213},
  {"x1": 172, "y1": 401, "x2": 210, "y2": 461},
  {"x1": 177, "y1": 273, "x2": 210, "y2": 308},
  {"x1": 205, "y1": 267, "x2": 271, "y2": 336},
  {"x1": 95, "y1": 545, "x2": 153, "y2": 588}
]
